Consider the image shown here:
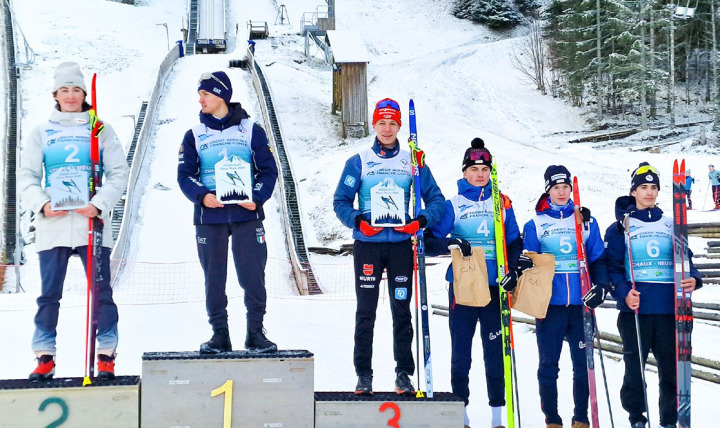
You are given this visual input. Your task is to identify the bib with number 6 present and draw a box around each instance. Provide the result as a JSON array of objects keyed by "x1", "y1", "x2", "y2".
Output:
[{"x1": 624, "y1": 216, "x2": 674, "y2": 283}]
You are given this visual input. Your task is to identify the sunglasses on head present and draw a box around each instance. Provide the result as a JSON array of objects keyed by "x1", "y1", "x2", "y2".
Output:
[
  {"x1": 199, "y1": 72, "x2": 229, "y2": 91},
  {"x1": 376, "y1": 99, "x2": 400, "y2": 110},
  {"x1": 633, "y1": 164, "x2": 659, "y2": 176},
  {"x1": 469, "y1": 151, "x2": 491, "y2": 162}
]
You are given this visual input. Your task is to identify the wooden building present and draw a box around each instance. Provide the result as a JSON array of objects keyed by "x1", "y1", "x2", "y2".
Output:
[{"x1": 327, "y1": 31, "x2": 370, "y2": 138}]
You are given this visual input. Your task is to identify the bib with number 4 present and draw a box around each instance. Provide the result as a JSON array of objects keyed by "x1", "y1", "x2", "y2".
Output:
[
  {"x1": 449, "y1": 195, "x2": 496, "y2": 261},
  {"x1": 215, "y1": 154, "x2": 253, "y2": 204},
  {"x1": 370, "y1": 178, "x2": 405, "y2": 226}
]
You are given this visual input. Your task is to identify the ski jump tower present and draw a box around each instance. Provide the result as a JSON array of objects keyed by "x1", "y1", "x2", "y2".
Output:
[{"x1": 301, "y1": 0, "x2": 335, "y2": 61}]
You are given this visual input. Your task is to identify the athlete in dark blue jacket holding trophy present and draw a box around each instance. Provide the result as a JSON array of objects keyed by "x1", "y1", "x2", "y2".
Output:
[{"x1": 178, "y1": 71, "x2": 278, "y2": 354}]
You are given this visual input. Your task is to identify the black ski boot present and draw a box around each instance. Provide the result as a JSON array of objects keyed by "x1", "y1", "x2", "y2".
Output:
[
  {"x1": 245, "y1": 328, "x2": 277, "y2": 353},
  {"x1": 394, "y1": 371, "x2": 415, "y2": 395},
  {"x1": 200, "y1": 328, "x2": 232, "y2": 354},
  {"x1": 355, "y1": 374, "x2": 373, "y2": 395}
]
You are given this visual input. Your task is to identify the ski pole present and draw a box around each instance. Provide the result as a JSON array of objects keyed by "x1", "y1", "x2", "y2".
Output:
[
  {"x1": 624, "y1": 215, "x2": 651, "y2": 425},
  {"x1": 593, "y1": 314, "x2": 615, "y2": 427},
  {"x1": 702, "y1": 181, "x2": 710, "y2": 211}
]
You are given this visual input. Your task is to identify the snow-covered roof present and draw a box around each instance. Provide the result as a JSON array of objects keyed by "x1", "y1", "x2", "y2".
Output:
[{"x1": 326, "y1": 30, "x2": 370, "y2": 63}]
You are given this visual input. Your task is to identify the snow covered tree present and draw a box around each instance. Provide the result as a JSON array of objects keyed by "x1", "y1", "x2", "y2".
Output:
[{"x1": 453, "y1": 0, "x2": 537, "y2": 29}]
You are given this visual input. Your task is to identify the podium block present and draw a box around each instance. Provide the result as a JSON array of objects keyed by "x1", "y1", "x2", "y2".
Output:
[
  {"x1": 0, "y1": 376, "x2": 140, "y2": 428},
  {"x1": 141, "y1": 350, "x2": 314, "y2": 427},
  {"x1": 314, "y1": 392, "x2": 464, "y2": 428}
]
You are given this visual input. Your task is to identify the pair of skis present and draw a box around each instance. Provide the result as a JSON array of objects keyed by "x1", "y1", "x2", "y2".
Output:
[
  {"x1": 491, "y1": 164, "x2": 521, "y2": 428},
  {"x1": 83, "y1": 74, "x2": 104, "y2": 386},
  {"x1": 573, "y1": 178, "x2": 614, "y2": 428},
  {"x1": 673, "y1": 159, "x2": 692, "y2": 428},
  {"x1": 408, "y1": 100, "x2": 432, "y2": 398}
]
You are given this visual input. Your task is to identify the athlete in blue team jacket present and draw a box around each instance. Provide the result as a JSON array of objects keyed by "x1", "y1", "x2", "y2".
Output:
[
  {"x1": 178, "y1": 71, "x2": 278, "y2": 354},
  {"x1": 522, "y1": 165, "x2": 608, "y2": 428},
  {"x1": 425, "y1": 138, "x2": 531, "y2": 428},
  {"x1": 604, "y1": 162, "x2": 702, "y2": 428},
  {"x1": 333, "y1": 99, "x2": 445, "y2": 396}
]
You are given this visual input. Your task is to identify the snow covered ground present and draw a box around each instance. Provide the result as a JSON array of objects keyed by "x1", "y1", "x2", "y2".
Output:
[{"x1": 1, "y1": 0, "x2": 719, "y2": 426}]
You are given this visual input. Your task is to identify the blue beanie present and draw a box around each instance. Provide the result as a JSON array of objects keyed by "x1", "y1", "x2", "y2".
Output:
[
  {"x1": 544, "y1": 165, "x2": 572, "y2": 193},
  {"x1": 198, "y1": 71, "x2": 233, "y2": 104}
]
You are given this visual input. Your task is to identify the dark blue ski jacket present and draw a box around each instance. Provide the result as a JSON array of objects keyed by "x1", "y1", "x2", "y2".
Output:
[
  {"x1": 177, "y1": 103, "x2": 278, "y2": 225},
  {"x1": 425, "y1": 179, "x2": 522, "y2": 285},
  {"x1": 604, "y1": 196, "x2": 702, "y2": 314}
]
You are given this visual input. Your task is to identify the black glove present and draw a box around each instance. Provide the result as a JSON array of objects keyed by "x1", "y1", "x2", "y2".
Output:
[
  {"x1": 500, "y1": 270, "x2": 519, "y2": 293},
  {"x1": 447, "y1": 238, "x2": 472, "y2": 257},
  {"x1": 582, "y1": 284, "x2": 606, "y2": 309},
  {"x1": 516, "y1": 254, "x2": 534, "y2": 274},
  {"x1": 580, "y1": 207, "x2": 591, "y2": 223}
]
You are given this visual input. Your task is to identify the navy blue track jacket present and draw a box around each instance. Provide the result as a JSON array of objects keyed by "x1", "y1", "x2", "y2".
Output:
[
  {"x1": 604, "y1": 196, "x2": 702, "y2": 314},
  {"x1": 178, "y1": 103, "x2": 278, "y2": 225}
]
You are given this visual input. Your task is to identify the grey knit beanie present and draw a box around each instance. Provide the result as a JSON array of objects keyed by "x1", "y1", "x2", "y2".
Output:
[{"x1": 53, "y1": 62, "x2": 87, "y2": 93}]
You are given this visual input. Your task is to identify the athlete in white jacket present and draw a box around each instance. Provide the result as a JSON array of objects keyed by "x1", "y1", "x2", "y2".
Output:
[{"x1": 17, "y1": 62, "x2": 129, "y2": 381}]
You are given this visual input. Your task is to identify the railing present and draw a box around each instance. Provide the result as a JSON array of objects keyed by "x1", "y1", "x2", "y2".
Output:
[
  {"x1": 186, "y1": 0, "x2": 198, "y2": 55},
  {"x1": 0, "y1": 0, "x2": 21, "y2": 291},
  {"x1": 111, "y1": 101, "x2": 148, "y2": 242},
  {"x1": 110, "y1": 42, "x2": 183, "y2": 285},
  {"x1": 246, "y1": 49, "x2": 321, "y2": 295}
]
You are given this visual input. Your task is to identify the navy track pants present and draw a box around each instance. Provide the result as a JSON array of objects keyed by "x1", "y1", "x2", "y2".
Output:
[{"x1": 196, "y1": 220, "x2": 267, "y2": 331}]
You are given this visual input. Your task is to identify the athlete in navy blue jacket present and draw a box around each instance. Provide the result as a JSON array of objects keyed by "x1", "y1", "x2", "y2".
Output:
[
  {"x1": 178, "y1": 71, "x2": 278, "y2": 354},
  {"x1": 333, "y1": 98, "x2": 445, "y2": 396},
  {"x1": 604, "y1": 162, "x2": 701, "y2": 428},
  {"x1": 425, "y1": 138, "x2": 529, "y2": 428},
  {"x1": 522, "y1": 165, "x2": 608, "y2": 428}
]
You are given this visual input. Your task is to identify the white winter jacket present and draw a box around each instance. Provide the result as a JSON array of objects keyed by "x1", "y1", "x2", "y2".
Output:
[{"x1": 17, "y1": 108, "x2": 129, "y2": 251}]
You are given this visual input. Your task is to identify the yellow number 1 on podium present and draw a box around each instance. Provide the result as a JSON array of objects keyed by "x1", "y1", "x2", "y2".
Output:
[{"x1": 211, "y1": 379, "x2": 234, "y2": 428}]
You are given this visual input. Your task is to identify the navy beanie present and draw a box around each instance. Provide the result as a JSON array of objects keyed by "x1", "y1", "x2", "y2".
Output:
[
  {"x1": 630, "y1": 162, "x2": 660, "y2": 192},
  {"x1": 462, "y1": 138, "x2": 492, "y2": 171},
  {"x1": 198, "y1": 71, "x2": 233, "y2": 104},
  {"x1": 544, "y1": 165, "x2": 572, "y2": 193}
]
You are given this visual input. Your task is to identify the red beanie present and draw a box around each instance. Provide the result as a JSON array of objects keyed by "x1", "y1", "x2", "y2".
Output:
[{"x1": 372, "y1": 98, "x2": 402, "y2": 126}]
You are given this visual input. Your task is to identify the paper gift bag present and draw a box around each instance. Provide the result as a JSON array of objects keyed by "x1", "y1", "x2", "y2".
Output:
[
  {"x1": 451, "y1": 248, "x2": 491, "y2": 307},
  {"x1": 511, "y1": 252, "x2": 555, "y2": 319}
]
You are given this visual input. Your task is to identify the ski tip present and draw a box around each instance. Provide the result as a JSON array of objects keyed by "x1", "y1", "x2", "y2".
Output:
[
  {"x1": 409, "y1": 99, "x2": 415, "y2": 108},
  {"x1": 673, "y1": 160, "x2": 680, "y2": 185},
  {"x1": 82, "y1": 376, "x2": 92, "y2": 387}
]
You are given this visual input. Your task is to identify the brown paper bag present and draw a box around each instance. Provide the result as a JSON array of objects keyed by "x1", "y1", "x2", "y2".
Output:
[
  {"x1": 451, "y1": 248, "x2": 491, "y2": 307},
  {"x1": 511, "y1": 252, "x2": 555, "y2": 319}
]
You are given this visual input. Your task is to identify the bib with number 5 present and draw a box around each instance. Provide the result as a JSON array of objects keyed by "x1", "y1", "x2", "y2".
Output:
[{"x1": 534, "y1": 213, "x2": 589, "y2": 273}]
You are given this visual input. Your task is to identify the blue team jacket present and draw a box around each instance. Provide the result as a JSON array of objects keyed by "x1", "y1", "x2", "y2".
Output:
[
  {"x1": 177, "y1": 104, "x2": 278, "y2": 225},
  {"x1": 425, "y1": 179, "x2": 522, "y2": 285},
  {"x1": 523, "y1": 194, "x2": 608, "y2": 306},
  {"x1": 604, "y1": 195, "x2": 702, "y2": 314},
  {"x1": 332, "y1": 139, "x2": 445, "y2": 243}
]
